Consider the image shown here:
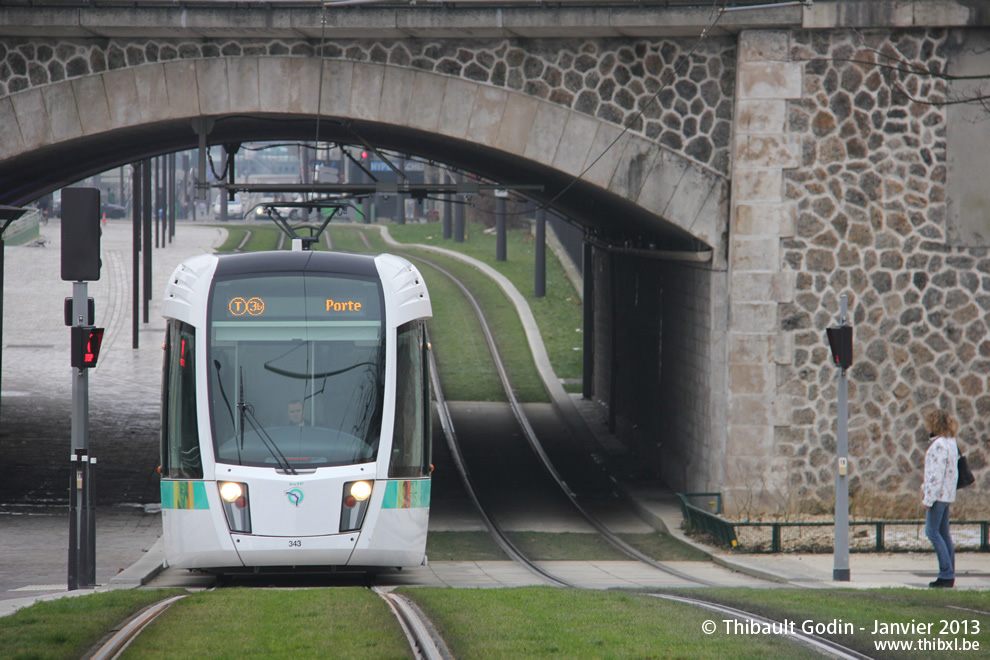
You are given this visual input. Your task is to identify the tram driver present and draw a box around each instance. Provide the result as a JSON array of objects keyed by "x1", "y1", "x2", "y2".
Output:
[{"x1": 287, "y1": 399, "x2": 307, "y2": 426}]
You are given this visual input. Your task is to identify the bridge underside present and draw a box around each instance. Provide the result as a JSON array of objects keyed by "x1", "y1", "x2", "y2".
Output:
[{"x1": 1, "y1": 114, "x2": 707, "y2": 254}]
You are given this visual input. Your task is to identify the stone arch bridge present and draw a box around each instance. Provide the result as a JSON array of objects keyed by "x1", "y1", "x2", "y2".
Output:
[{"x1": 1, "y1": 1, "x2": 988, "y2": 515}]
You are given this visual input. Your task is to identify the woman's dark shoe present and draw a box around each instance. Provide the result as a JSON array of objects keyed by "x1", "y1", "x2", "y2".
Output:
[{"x1": 928, "y1": 578, "x2": 954, "y2": 588}]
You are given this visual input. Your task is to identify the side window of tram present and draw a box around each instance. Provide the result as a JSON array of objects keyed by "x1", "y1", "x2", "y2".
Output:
[
  {"x1": 164, "y1": 321, "x2": 202, "y2": 479},
  {"x1": 390, "y1": 322, "x2": 429, "y2": 478}
]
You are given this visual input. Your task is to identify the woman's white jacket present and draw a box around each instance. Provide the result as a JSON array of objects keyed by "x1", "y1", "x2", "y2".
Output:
[{"x1": 922, "y1": 436, "x2": 958, "y2": 507}]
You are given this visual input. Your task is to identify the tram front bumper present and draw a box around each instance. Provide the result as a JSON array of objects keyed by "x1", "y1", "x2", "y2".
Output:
[{"x1": 229, "y1": 532, "x2": 360, "y2": 567}]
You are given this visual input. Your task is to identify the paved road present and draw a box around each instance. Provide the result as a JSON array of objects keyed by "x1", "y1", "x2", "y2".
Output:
[{"x1": 1, "y1": 217, "x2": 224, "y2": 506}]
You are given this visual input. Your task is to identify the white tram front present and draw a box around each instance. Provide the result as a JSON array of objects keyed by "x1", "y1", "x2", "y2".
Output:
[{"x1": 159, "y1": 250, "x2": 432, "y2": 572}]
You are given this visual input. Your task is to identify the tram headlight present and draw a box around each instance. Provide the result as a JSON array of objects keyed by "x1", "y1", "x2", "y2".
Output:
[
  {"x1": 340, "y1": 480, "x2": 374, "y2": 532},
  {"x1": 218, "y1": 481, "x2": 251, "y2": 534},
  {"x1": 350, "y1": 481, "x2": 373, "y2": 502},
  {"x1": 219, "y1": 481, "x2": 243, "y2": 503}
]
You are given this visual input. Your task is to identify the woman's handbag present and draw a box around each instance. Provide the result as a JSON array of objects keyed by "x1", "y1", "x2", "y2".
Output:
[{"x1": 958, "y1": 453, "x2": 975, "y2": 489}]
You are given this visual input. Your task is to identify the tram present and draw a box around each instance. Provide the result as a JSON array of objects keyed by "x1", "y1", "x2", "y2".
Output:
[{"x1": 159, "y1": 249, "x2": 433, "y2": 572}]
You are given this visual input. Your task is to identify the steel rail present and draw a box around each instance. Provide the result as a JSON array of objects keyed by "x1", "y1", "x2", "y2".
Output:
[
  {"x1": 427, "y1": 344, "x2": 575, "y2": 588},
  {"x1": 652, "y1": 593, "x2": 874, "y2": 660},
  {"x1": 89, "y1": 595, "x2": 187, "y2": 660},
  {"x1": 373, "y1": 586, "x2": 453, "y2": 660}
]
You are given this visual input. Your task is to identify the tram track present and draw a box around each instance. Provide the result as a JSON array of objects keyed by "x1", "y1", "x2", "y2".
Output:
[
  {"x1": 374, "y1": 586, "x2": 454, "y2": 660},
  {"x1": 89, "y1": 594, "x2": 188, "y2": 660},
  {"x1": 415, "y1": 252, "x2": 716, "y2": 587}
]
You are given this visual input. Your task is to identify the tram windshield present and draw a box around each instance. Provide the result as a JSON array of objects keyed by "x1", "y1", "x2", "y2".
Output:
[{"x1": 208, "y1": 273, "x2": 385, "y2": 469}]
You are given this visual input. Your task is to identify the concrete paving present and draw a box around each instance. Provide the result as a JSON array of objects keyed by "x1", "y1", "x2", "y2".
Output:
[
  {"x1": 3, "y1": 219, "x2": 989, "y2": 620},
  {"x1": 1, "y1": 216, "x2": 220, "y2": 614}
]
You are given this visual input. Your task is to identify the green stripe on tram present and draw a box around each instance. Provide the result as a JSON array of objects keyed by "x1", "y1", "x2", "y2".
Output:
[
  {"x1": 381, "y1": 480, "x2": 431, "y2": 509},
  {"x1": 161, "y1": 481, "x2": 210, "y2": 510}
]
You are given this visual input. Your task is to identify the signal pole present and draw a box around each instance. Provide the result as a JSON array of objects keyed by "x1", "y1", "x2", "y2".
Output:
[
  {"x1": 829, "y1": 294, "x2": 852, "y2": 582},
  {"x1": 61, "y1": 188, "x2": 103, "y2": 590}
]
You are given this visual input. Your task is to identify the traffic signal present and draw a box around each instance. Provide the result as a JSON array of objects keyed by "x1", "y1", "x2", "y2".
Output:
[
  {"x1": 71, "y1": 326, "x2": 105, "y2": 369},
  {"x1": 60, "y1": 188, "x2": 102, "y2": 281},
  {"x1": 826, "y1": 324, "x2": 853, "y2": 370}
]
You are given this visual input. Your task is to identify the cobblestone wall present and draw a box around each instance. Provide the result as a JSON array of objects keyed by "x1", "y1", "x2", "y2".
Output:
[
  {"x1": 0, "y1": 36, "x2": 736, "y2": 178},
  {"x1": 776, "y1": 29, "x2": 989, "y2": 516}
]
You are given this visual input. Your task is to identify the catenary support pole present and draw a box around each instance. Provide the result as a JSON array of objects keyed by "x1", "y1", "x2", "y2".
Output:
[
  {"x1": 169, "y1": 153, "x2": 176, "y2": 241},
  {"x1": 454, "y1": 185, "x2": 465, "y2": 243},
  {"x1": 442, "y1": 178, "x2": 452, "y2": 240},
  {"x1": 582, "y1": 241, "x2": 594, "y2": 400},
  {"x1": 132, "y1": 162, "x2": 141, "y2": 349},
  {"x1": 496, "y1": 197, "x2": 506, "y2": 261},
  {"x1": 142, "y1": 160, "x2": 152, "y2": 323},
  {"x1": 534, "y1": 207, "x2": 546, "y2": 298}
]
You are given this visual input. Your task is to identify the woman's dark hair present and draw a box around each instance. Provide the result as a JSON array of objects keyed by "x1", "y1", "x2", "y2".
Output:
[{"x1": 924, "y1": 409, "x2": 958, "y2": 438}]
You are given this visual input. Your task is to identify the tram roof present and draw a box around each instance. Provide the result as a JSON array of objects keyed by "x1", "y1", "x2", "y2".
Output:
[{"x1": 214, "y1": 250, "x2": 382, "y2": 278}]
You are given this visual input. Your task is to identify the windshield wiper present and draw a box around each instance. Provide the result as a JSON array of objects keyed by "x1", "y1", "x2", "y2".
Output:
[
  {"x1": 263, "y1": 359, "x2": 374, "y2": 380},
  {"x1": 238, "y1": 368, "x2": 297, "y2": 475}
]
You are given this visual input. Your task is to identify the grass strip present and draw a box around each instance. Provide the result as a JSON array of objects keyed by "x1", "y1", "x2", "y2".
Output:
[
  {"x1": 426, "y1": 531, "x2": 508, "y2": 561},
  {"x1": 671, "y1": 587, "x2": 990, "y2": 659},
  {"x1": 120, "y1": 588, "x2": 409, "y2": 659},
  {"x1": 240, "y1": 225, "x2": 283, "y2": 251},
  {"x1": 402, "y1": 586, "x2": 821, "y2": 659},
  {"x1": 427, "y1": 530, "x2": 710, "y2": 562},
  {"x1": 0, "y1": 589, "x2": 186, "y2": 660},
  {"x1": 388, "y1": 221, "x2": 585, "y2": 391},
  {"x1": 213, "y1": 227, "x2": 247, "y2": 252},
  {"x1": 617, "y1": 531, "x2": 712, "y2": 562}
]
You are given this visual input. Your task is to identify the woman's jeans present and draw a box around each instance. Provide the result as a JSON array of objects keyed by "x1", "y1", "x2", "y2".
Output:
[{"x1": 925, "y1": 501, "x2": 955, "y2": 580}]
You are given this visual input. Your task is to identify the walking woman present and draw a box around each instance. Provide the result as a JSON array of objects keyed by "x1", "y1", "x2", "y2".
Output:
[{"x1": 921, "y1": 409, "x2": 959, "y2": 588}]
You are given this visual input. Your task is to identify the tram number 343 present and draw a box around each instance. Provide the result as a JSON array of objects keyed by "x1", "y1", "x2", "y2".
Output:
[{"x1": 288, "y1": 540, "x2": 302, "y2": 548}]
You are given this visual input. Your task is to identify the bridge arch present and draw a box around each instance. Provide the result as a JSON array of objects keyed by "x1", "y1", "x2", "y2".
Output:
[{"x1": 0, "y1": 52, "x2": 728, "y2": 255}]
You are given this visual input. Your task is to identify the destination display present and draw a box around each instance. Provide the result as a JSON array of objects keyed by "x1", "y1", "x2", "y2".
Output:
[{"x1": 212, "y1": 274, "x2": 381, "y2": 323}]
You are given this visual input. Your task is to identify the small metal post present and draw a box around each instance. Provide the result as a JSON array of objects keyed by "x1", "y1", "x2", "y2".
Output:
[
  {"x1": 834, "y1": 293, "x2": 851, "y2": 582},
  {"x1": 82, "y1": 457, "x2": 97, "y2": 587},
  {"x1": 67, "y1": 455, "x2": 78, "y2": 590}
]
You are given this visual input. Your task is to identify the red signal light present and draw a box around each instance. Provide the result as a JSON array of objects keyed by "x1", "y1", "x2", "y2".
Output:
[
  {"x1": 826, "y1": 325, "x2": 853, "y2": 370},
  {"x1": 361, "y1": 151, "x2": 368, "y2": 159},
  {"x1": 71, "y1": 326, "x2": 105, "y2": 369}
]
